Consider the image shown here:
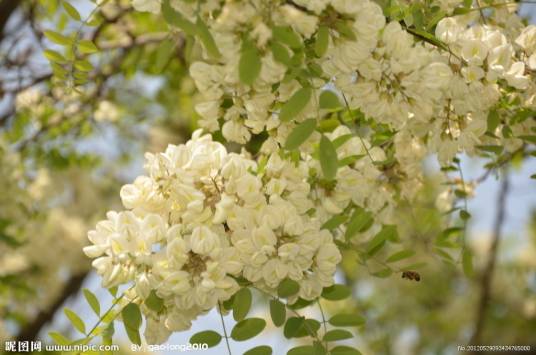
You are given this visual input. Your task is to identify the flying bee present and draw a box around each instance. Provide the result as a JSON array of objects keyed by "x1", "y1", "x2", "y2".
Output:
[{"x1": 401, "y1": 271, "x2": 421, "y2": 282}]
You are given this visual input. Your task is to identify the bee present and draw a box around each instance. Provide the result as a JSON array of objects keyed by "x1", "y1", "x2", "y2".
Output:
[{"x1": 401, "y1": 271, "x2": 421, "y2": 282}]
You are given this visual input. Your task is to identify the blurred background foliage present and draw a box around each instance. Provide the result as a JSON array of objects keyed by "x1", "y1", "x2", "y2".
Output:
[{"x1": 0, "y1": 0, "x2": 535, "y2": 354}]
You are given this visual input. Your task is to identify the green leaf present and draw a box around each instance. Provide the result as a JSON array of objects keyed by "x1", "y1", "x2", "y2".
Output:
[
  {"x1": 321, "y1": 214, "x2": 347, "y2": 230},
  {"x1": 285, "y1": 119, "x2": 317, "y2": 150},
  {"x1": 43, "y1": 49, "x2": 67, "y2": 63},
  {"x1": 44, "y1": 30, "x2": 72, "y2": 45},
  {"x1": 344, "y1": 207, "x2": 373, "y2": 240},
  {"x1": 269, "y1": 299, "x2": 286, "y2": 327},
  {"x1": 323, "y1": 329, "x2": 353, "y2": 342},
  {"x1": 476, "y1": 145, "x2": 503, "y2": 155},
  {"x1": 279, "y1": 87, "x2": 312, "y2": 122},
  {"x1": 331, "y1": 346, "x2": 362, "y2": 355},
  {"x1": 78, "y1": 40, "x2": 98, "y2": 54},
  {"x1": 319, "y1": 135, "x2": 338, "y2": 180},
  {"x1": 487, "y1": 109, "x2": 500, "y2": 133},
  {"x1": 189, "y1": 330, "x2": 222, "y2": 348},
  {"x1": 83, "y1": 289, "x2": 100, "y2": 316},
  {"x1": 162, "y1": 0, "x2": 197, "y2": 35},
  {"x1": 332, "y1": 134, "x2": 354, "y2": 149},
  {"x1": 366, "y1": 228, "x2": 389, "y2": 254},
  {"x1": 239, "y1": 42, "x2": 262, "y2": 86},
  {"x1": 231, "y1": 318, "x2": 266, "y2": 341},
  {"x1": 291, "y1": 319, "x2": 321, "y2": 338},
  {"x1": 272, "y1": 26, "x2": 302, "y2": 49},
  {"x1": 313, "y1": 340, "x2": 327, "y2": 355},
  {"x1": 314, "y1": 26, "x2": 329, "y2": 57},
  {"x1": 321, "y1": 284, "x2": 351, "y2": 301},
  {"x1": 153, "y1": 38, "x2": 175, "y2": 73},
  {"x1": 284, "y1": 317, "x2": 304, "y2": 339},
  {"x1": 460, "y1": 209, "x2": 471, "y2": 221},
  {"x1": 386, "y1": 250, "x2": 415, "y2": 263},
  {"x1": 74, "y1": 59, "x2": 93, "y2": 72},
  {"x1": 196, "y1": 16, "x2": 221, "y2": 59},
  {"x1": 284, "y1": 317, "x2": 311, "y2": 338},
  {"x1": 462, "y1": 248, "x2": 473, "y2": 277},
  {"x1": 372, "y1": 268, "x2": 393, "y2": 278},
  {"x1": 319, "y1": 91, "x2": 342, "y2": 110},
  {"x1": 453, "y1": 6, "x2": 471, "y2": 15},
  {"x1": 329, "y1": 313, "x2": 366, "y2": 327},
  {"x1": 288, "y1": 346, "x2": 315, "y2": 355},
  {"x1": 518, "y1": 135, "x2": 536, "y2": 144},
  {"x1": 64, "y1": 308, "x2": 86, "y2": 334},
  {"x1": 233, "y1": 288, "x2": 252, "y2": 321},
  {"x1": 338, "y1": 155, "x2": 364, "y2": 167},
  {"x1": 145, "y1": 290, "x2": 164, "y2": 313},
  {"x1": 63, "y1": 2, "x2": 81, "y2": 21},
  {"x1": 335, "y1": 21, "x2": 356, "y2": 40},
  {"x1": 278, "y1": 278, "x2": 300, "y2": 298},
  {"x1": 245, "y1": 345, "x2": 273, "y2": 355},
  {"x1": 271, "y1": 41, "x2": 291, "y2": 65},
  {"x1": 122, "y1": 303, "x2": 142, "y2": 345},
  {"x1": 49, "y1": 332, "x2": 71, "y2": 345},
  {"x1": 103, "y1": 321, "x2": 115, "y2": 338}
]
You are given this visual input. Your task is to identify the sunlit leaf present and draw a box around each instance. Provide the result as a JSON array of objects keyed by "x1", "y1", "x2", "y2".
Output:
[
  {"x1": 269, "y1": 299, "x2": 286, "y2": 327},
  {"x1": 328, "y1": 313, "x2": 366, "y2": 327},
  {"x1": 314, "y1": 26, "x2": 329, "y2": 57},
  {"x1": 319, "y1": 135, "x2": 338, "y2": 180},
  {"x1": 83, "y1": 288, "x2": 100, "y2": 316},
  {"x1": 278, "y1": 278, "x2": 300, "y2": 298},
  {"x1": 323, "y1": 329, "x2": 353, "y2": 342},
  {"x1": 64, "y1": 308, "x2": 86, "y2": 334},
  {"x1": 279, "y1": 87, "x2": 312, "y2": 122},
  {"x1": 321, "y1": 284, "x2": 351, "y2": 301},
  {"x1": 239, "y1": 41, "x2": 262, "y2": 86},
  {"x1": 231, "y1": 318, "x2": 266, "y2": 341},
  {"x1": 244, "y1": 345, "x2": 273, "y2": 355},
  {"x1": 285, "y1": 119, "x2": 317, "y2": 150},
  {"x1": 63, "y1": 2, "x2": 81, "y2": 21},
  {"x1": 189, "y1": 330, "x2": 222, "y2": 348},
  {"x1": 233, "y1": 287, "x2": 252, "y2": 321}
]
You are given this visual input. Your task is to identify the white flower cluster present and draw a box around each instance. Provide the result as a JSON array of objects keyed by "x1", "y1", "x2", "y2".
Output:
[
  {"x1": 324, "y1": 8, "x2": 452, "y2": 129},
  {"x1": 101, "y1": 0, "x2": 535, "y2": 343},
  {"x1": 85, "y1": 131, "x2": 341, "y2": 343},
  {"x1": 129, "y1": 0, "x2": 534, "y2": 168}
]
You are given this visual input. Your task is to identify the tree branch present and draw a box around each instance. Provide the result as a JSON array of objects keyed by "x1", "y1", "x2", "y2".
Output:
[
  {"x1": 0, "y1": 0, "x2": 22, "y2": 41},
  {"x1": 470, "y1": 171, "x2": 510, "y2": 347},
  {"x1": 15, "y1": 271, "x2": 89, "y2": 342}
]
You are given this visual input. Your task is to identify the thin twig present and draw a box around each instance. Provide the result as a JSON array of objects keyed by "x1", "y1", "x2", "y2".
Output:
[
  {"x1": 470, "y1": 171, "x2": 510, "y2": 346},
  {"x1": 218, "y1": 302, "x2": 232, "y2": 355}
]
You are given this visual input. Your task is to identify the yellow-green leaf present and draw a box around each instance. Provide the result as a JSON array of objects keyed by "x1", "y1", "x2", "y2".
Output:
[
  {"x1": 44, "y1": 30, "x2": 72, "y2": 46},
  {"x1": 190, "y1": 330, "x2": 222, "y2": 348},
  {"x1": 83, "y1": 288, "x2": 100, "y2": 316},
  {"x1": 285, "y1": 119, "x2": 317, "y2": 150},
  {"x1": 162, "y1": 0, "x2": 197, "y2": 35},
  {"x1": 239, "y1": 42, "x2": 261, "y2": 86},
  {"x1": 319, "y1": 135, "x2": 338, "y2": 180},
  {"x1": 64, "y1": 308, "x2": 86, "y2": 334},
  {"x1": 315, "y1": 26, "x2": 329, "y2": 57},
  {"x1": 233, "y1": 288, "x2": 252, "y2": 321},
  {"x1": 231, "y1": 318, "x2": 266, "y2": 341},
  {"x1": 63, "y1": 2, "x2": 81, "y2": 21},
  {"x1": 78, "y1": 40, "x2": 98, "y2": 54},
  {"x1": 196, "y1": 16, "x2": 220, "y2": 59},
  {"x1": 279, "y1": 87, "x2": 312, "y2": 122}
]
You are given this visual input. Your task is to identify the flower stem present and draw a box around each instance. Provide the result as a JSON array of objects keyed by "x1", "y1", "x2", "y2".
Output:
[{"x1": 218, "y1": 302, "x2": 232, "y2": 355}]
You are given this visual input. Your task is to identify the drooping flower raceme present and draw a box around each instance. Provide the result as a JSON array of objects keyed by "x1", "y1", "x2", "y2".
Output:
[{"x1": 84, "y1": 131, "x2": 341, "y2": 343}]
